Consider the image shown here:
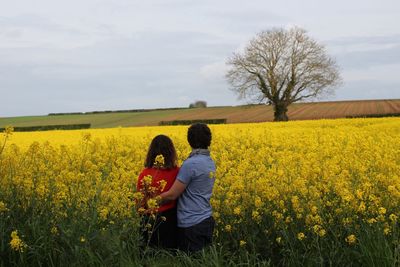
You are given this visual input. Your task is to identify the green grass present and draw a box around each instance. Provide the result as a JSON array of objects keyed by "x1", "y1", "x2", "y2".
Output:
[
  {"x1": 1, "y1": 99, "x2": 400, "y2": 129},
  {"x1": 0, "y1": 110, "x2": 183, "y2": 128},
  {"x1": 0, "y1": 106, "x2": 239, "y2": 129}
]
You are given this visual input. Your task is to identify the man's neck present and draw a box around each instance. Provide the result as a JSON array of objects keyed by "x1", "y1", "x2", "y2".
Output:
[{"x1": 189, "y1": 148, "x2": 210, "y2": 157}]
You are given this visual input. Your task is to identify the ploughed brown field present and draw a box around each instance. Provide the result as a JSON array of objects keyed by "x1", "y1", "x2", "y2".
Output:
[
  {"x1": 160, "y1": 99, "x2": 400, "y2": 124},
  {"x1": 1, "y1": 99, "x2": 400, "y2": 129}
]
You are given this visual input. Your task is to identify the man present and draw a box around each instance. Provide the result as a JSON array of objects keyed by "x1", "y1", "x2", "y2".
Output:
[{"x1": 159, "y1": 123, "x2": 216, "y2": 253}]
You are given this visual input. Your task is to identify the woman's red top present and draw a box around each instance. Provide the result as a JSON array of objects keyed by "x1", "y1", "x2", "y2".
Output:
[{"x1": 137, "y1": 167, "x2": 179, "y2": 213}]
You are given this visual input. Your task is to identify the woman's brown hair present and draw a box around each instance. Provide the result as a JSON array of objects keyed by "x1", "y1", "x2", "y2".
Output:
[{"x1": 144, "y1": 135, "x2": 177, "y2": 169}]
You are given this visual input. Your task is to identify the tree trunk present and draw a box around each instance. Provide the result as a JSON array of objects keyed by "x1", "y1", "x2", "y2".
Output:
[{"x1": 273, "y1": 103, "x2": 289, "y2": 121}]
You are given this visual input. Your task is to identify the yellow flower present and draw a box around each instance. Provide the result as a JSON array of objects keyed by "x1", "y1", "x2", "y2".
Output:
[
  {"x1": 313, "y1": 224, "x2": 322, "y2": 234},
  {"x1": 389, "y1": 214, "x2": 398, "y2": 222},
  {"x1": 158, "y1": 180, "x2": 167, "y2": 191},
  {"x1": 147, "y1": 198, "x2": 159, "y2": 210},
  {"x1": 240, "y1": 240, "x2": 246, "y2": 247},
  {"x1": 0, "y1": 201, "x2": 8, "y2": 213},
  {"x1": 285, "y1": 216, "x2": 293, "y2": 224},
  {"x1": 225, "y1": 224, "x2": 232, "y2": 232},
  {"x1": 99, "y1": 208, "x2": 109, "y2": 221},
  {"x1": 318, "y1": 229, "x2": 326, "y2": 237},
  {"x1": 297, "y1": 232, "x2": 306, "y2": 241},
  {"x1": 233, "y1": 207, "x2": 241, "y2": 216},
  {"x1": 154, "y1": 154, "x2": 165, "y2": 167},
  {"x1": 384, "y1": 228, "x2": 391, "y2": 235},
  {"x1": 9, "y1": 230, "x2": 28, "y2": 252},
  {"x1": 378, "y1": 207, "x2": 387, "y2": 215},
  {"x1": 272, "y1": 210, "x2": 283, "y2": 220},
  {"x1": 142, "y1": 175, "x2": 153, "y2": 186},
  {"x1": 51, "y1": 226, "x2": 58, "y2": 235},
  {"x1": 345, "y1": 234, "x2": 356, "y2": 245},
  {"x1": 311, "y1": 206, "x2": 318, "y2": 215},
  {"x1": 313, "y1": 224, "x2": 325, "y2": 236},
  {"x1": 254, "y1": 196, "x2": 262, "y2": 208},
  {"x1": 342, "y1": 217, "x2": 352, "y2": 225},
  {"x1": 80, "y1": 236, "x2": 86, "y2": 243},
  {"x1": 252, "y1": 210, "x2": 261, "y2": 222},
  {"x1": 133, "y1": 192, "x2": 144, "y2": 201}
]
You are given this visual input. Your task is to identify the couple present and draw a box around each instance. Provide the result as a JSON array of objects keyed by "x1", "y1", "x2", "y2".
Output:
[{"x1": 136, "y1": 123, "x2": 216, "y2": 253}]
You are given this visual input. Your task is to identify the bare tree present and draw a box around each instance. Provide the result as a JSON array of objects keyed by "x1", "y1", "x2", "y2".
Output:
[
  {"x1": 226, "y1": 27, "x2": 342, "y2": 121},
  {"x1": 189, "y1": 100, "x2": 207, "y2": 108}
]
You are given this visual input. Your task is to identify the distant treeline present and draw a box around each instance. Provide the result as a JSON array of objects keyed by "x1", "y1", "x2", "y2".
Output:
[
  {"x1": 159, "y1": 119, "x2": 227, "y2": 126},
  {"x1": 346, "y1": 113, "x2": 400, "y2": 119},
  {"x1": 48, "y1": 107, "x2": 190, "y2": 116},
  {"x1": 1, "y1": 124, "x2": 91, "y2": 132}
]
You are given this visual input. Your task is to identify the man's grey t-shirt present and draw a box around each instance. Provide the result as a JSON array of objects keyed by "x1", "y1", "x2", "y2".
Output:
[{"x1": 177, "y1": 149, "x2": 216, "y2": 228}]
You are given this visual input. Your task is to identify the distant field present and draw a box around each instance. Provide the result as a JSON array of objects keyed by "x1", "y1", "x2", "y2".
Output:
[{"x1": 1, "y1": 99, "x2": 400, "y2": 129}]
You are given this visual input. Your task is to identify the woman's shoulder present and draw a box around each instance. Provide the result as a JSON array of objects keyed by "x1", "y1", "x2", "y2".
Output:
[
  {"x1": 139, "y1": 167, "x2": 152, "y2": 175},
  {"x1": 160, "y1": 166, "x2": 180, "y2": 178},
  {"x1": 164, "y1": 166, "x2": 180, "y2": 174}
]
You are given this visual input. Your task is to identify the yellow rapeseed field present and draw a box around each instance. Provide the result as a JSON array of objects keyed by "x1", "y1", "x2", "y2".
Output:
[{"x1": 0, "y1": 117, "x2": 399, "y2": 260}]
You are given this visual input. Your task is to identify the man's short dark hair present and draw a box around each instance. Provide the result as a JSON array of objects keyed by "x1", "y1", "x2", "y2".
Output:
[{"x1": 187, "y1": 123, "x2": 211, "y2": 149}]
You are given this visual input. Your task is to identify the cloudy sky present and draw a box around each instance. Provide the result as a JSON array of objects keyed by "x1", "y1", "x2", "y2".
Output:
[{"x1": 1, "y1": 0, "x2": 400, "y2": 116}]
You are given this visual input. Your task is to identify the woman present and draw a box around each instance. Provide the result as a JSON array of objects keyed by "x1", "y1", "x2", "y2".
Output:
[{"x1": 136, "y1": 134, "x2": 179, "y2": 249}]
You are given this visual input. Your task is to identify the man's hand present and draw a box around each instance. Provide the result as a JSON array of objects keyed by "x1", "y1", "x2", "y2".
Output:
[{"x1": 159, "y1": 179, "x2": 187, "y2": 203}]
